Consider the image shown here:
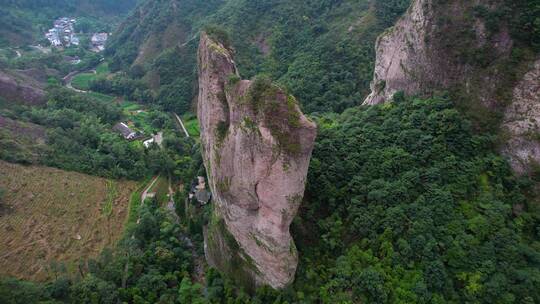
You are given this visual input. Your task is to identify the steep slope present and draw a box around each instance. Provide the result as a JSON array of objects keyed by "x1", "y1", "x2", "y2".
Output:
[
  {"x1": 197, "y1": 32, "x2": 316, "y2": 289},
  {"x1": 106, "y1": 0, "x2": 411, "y2": 113},
  {"x1": 502, "y1": 59, "x2": 540, "y2": 174},
  {"x1": 363, "y1": 0, "x2": 539, "y2": 173},
  {"x1": 106, "y1": 0, "x2": 224, "y2": 71},
  {"x1": 0, "y1": 68, "x2": 57, "y2": 106}
]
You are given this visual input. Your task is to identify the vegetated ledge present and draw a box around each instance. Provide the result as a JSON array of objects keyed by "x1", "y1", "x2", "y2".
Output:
[{"x1": 197, "y1": 31, "x2": 317, "y2": 289}]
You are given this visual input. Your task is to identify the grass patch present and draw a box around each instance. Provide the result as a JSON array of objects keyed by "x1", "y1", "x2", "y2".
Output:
[
  {"x1": 71, "y1": 63, "x2": 109, "y2": 91},
  {"x1": 120, "y1": 101, "x2": 155, "y2": 135},
  {"x1": 102, "y1": 180, "x2": 118, "y2": 217},
  {"x1": 71, "y1": 73, "x2": 96, "y2": 91},
  {"x1": 182, "y1": 114, "x2": 200, "y2": 137},
  {"x1": 148, "y1": 176, "x2": 170, "y2": 206},
  {"x1": 96, "y1": 62, "x2": 109, "y2": 74},
  {"x1": 87, "y1": 91, "x2": 115, "y2": 102},
  {"x1": 127, "y1": 177, "x2": 152, "y2": 225}
]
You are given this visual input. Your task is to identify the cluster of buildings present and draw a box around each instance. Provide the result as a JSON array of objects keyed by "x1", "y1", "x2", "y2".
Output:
[
  {"x1": 113, "y1": 122, "x2": 164, "y2": 150},
  {"x1": 91, "y1": 33, "x2": 109, "y2": 52},
  {"x1": 45, "y1": 17, "x2": 79, "y2": 48},
  {"x1": 44, "y1": 18, "x2": 109, "y2": 52}
]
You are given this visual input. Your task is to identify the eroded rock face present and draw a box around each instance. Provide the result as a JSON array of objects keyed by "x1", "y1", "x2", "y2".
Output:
[
  {"x1": 363, "y1": 0, "x2": 540, "y2": 175},
  {"x1": 363, "y1": 0, "x2": 513, "y2": 105},
  {"x1": 502, "y1": 59, "x2": 540, "y2": 174},
  {"x1": 197, "y1": 33, "x2": 316, "y2": 289}
]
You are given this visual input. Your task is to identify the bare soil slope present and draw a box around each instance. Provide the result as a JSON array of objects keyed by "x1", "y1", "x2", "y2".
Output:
[{"x1": 0, "y1": 161, "x2": 137, "y2": 281}]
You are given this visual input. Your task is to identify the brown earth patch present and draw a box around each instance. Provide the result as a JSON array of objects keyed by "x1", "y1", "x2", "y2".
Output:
[{"x1": 0, "y1": 161, "x2": 137, "y2": 281}]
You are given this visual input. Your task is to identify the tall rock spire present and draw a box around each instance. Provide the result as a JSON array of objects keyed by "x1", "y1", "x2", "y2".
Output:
[{"x1": 197, "y1": 32, "x2": 317, "y2": 289}]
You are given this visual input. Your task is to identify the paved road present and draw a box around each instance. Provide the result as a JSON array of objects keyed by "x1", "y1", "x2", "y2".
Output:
[{"x1": 173, "y1": 113, "x2": 190, "y2": 138}]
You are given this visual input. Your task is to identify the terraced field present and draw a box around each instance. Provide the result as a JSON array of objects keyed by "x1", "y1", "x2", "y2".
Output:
[{"x1": 0, "y1": 161, "x2": 137, "y2": 281}]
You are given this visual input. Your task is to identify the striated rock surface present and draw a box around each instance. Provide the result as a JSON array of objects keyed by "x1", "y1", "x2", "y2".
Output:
[
  {"x1": 363, "y1": 0, "x2": 513, "y2": 105},
  {"x1": 197, "y1": 32, "x2": 317, "y2": 289},
  {"x1": 502, "y1": 59, "x2": 540, "y2": 174}
]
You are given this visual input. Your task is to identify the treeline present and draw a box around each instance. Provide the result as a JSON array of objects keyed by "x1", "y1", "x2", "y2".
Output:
[
  {"x1": 2, "y1": 0, "x2": 137, "y2": 15},
  {"x1": 89, "y1": 74, "x2": 155, "y2": 106}
]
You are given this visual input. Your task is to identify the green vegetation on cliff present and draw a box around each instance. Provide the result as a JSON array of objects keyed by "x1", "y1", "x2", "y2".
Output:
[{"x1": 105, "y1": 0, "x2": 411, "y2": 113}]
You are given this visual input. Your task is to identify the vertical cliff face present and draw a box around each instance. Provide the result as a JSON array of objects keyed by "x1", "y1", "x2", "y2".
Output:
[
  {"x1": 502, "y1": 59, "x2": 540, "y2": 174},
  {"x1": 197, "y1": 32, "x2": 317, "y2": 289},
  {"x1": 363, "y1": 0, "x2": 513, "y2": 106},
  {"x1": 363, "y1": 0, "x2": 540, "y2": 174}
]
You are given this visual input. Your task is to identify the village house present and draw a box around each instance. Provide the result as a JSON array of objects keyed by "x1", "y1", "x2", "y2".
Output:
[
  {"x1": 46, "y1": 17, "x2": 78, "y2": 48},
  {"x1": 189, "y1": 176, "x2": 211, "y2": 205},
  {"x1": 113, "y1": 122, "x2": 138, "y2": 140},
  {"x1": 143, "y1": 132, "x2": 164, "y2": 148},
  {"x1": 91, "y1": 33, "x2": 109, "y2": 52}
]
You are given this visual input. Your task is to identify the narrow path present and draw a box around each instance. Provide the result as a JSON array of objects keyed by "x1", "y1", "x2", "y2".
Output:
[
  {"x1": 141, "y1": 176, "x2": 159, "y2": 204},
  {"x1": 166, "y1": 183, "x2": 177, "y2": 218},
  {"x1": 167, "y1": 178, "x2": 205, "y2": 283},
  {"x1": 173, "y1": 113, "x2": 190, "y2": 138},
  {"x1": 63, "y1": 70, "x2": 88, "y2": 93}
]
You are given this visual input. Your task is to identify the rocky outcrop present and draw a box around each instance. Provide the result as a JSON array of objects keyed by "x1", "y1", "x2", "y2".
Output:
[
  {"x1": 363, "y1": 0, "x2": 540, "y2": 174},
  {"x1": 501, "y1": 59, "x2": 540, "y2": 174},
  {"x1": 363, "y1": 0, "x2": 513, "y2": 105},
  {"x1": 0, "y1": 69, "x2": 50, "y2": 105},
  {"x1": 197, "y1": 32, "x2": 316, "y2": 289}
]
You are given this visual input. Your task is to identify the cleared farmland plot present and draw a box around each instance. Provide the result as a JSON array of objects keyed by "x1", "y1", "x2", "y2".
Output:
[{"x1": 0, "y1": 161, "x2": 137, "y2": 281}]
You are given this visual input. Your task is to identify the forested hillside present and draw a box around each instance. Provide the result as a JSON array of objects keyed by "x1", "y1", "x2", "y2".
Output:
[
  {"x1": 0, "y1": 0, "x2": 138, "y2": 46},
  {"x1": 105, "y1": 0, "x2": 410, "y2": 113},
  {"x1": 2, "y1": 95, "x2": 538, "y2": 303}
]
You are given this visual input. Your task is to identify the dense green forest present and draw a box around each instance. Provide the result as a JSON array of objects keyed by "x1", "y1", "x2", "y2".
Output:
[
  {"x1": 104, "y1": 0, "x2": 540, "y2": 116},
  {"x1": 0, "y1": 86, "x2": 189, "y2": 180},
  {"x1": 105, "y1": 0, "x2": 411, "y2": 114},
  {"x1": 2, "y1": 95, "x2": 539, "y2": 303}
]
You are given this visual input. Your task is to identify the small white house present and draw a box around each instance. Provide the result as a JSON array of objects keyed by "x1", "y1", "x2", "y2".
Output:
[{"x1": 143, "y1": 138, "x2": 155, "y2": 148}]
